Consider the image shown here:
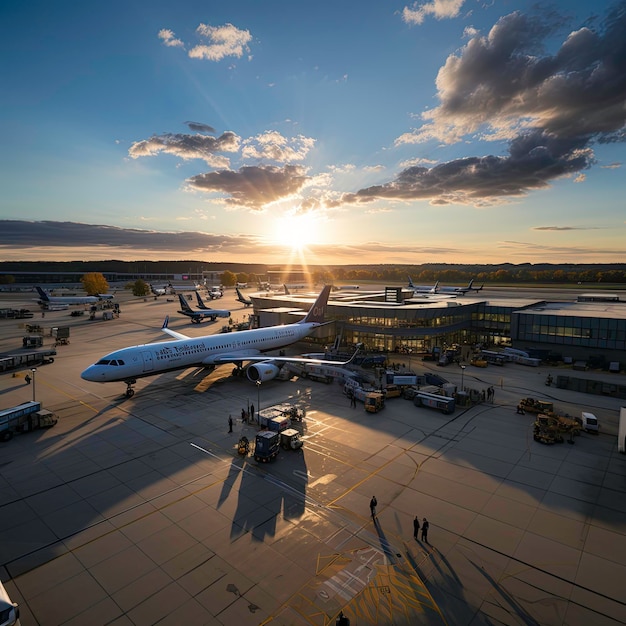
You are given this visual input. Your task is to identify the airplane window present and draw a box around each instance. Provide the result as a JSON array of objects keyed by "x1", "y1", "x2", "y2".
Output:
[
  {"x1": 96, "y1": 360, "x2": 110, "y2": 365},
  {"x1": 117, "y1": 360, "x2": 125, "y2": 365},
  {"x1": 111, "y1": 360, "x2": 118, "y2": 366}
]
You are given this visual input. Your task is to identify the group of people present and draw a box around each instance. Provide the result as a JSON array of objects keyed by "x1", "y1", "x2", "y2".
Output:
[
  {"x1": 370, "y1": 496, "x2": 431, "y2": 544},
  {"x1": 229, "y1": 404, "x2": 256, "y2": 432}
]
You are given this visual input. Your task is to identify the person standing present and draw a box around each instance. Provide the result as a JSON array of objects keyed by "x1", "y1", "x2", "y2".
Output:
[
  {"x1": 228, "y1": 415, "x2": 233, "y2": 433},
  {"x1": 351, "y1": 391, "x2": 357, "y2": 408},
  {"x1": 421, "y1": 517, "x2": 429, "y2": 544},
  {"x1": 370, "y1": 496, "x2": 377, "y2": 518},
  {"x1": 250, "y1": 403, "x2": 255, "y2": 423},
  {"x1": 24, "y1": 374, "x2": 31, "y2": 385},
  {"x1": 413, "y1": 516, "x2": 420, "y2": 540},
  {"x1": 241, "y1": 408, "x2": 246, "y2": 423}
]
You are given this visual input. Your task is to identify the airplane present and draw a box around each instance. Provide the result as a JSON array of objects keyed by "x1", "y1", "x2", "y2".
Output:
[
  {"x1": 194, "y1": 291, "x2": 228, "y2": 310},
  {"x1": 81, "y1": 285, "x2": 358, "y2": 397},
  {"x1": 150, "y1": 284, "x2": 167, "y2": 296},
  {"x1": 235, "y1": 287, "x2": 253, "y2": 307},
  {"x1": 36, "y1": 286, "x2": 99, "y2": 306},
  {"x1": 407, "y1": 277, "x2": 439, "y2": 294},
  {"x1": 207, "y1": 286, "x2": 223, "y2": 299},
  {"x1": 178, "y1": 293, "x2": 230, "y2": 323},
  {"x1": 437, "y1": 279, "x2": 484, "y2": 295},
  {"x1": 236, "y1": 282, "x2": 248, "y2": 289}
]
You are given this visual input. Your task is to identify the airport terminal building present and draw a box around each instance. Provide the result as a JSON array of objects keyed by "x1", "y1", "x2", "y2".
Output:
[{"x1": 249, "y1": 290, "x2": 626, "y2": 369}]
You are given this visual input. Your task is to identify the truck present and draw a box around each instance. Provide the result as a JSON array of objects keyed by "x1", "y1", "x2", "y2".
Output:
[
  {"x1": 52, "y1": 326, "x2": 70, "y2": 345},
  {"x1": 0, "y1": 401, "x2": 58, "y2": 442},
  {"x1": 280, "y1": 429, "x2": 303, "y2": 450},
  {"x1": 254, "y1": 431, "x2": 280, "y2": 462},
  {"x1": 413, "y1": 391, "x2": 455, "y2": 414},
  {"x1": 579, "y1": 411, "x2": 599, "y2": 433}
]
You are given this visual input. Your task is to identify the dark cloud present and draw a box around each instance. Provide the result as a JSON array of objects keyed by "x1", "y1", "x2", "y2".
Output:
[
  {"x1": 532, "y1": 226, "x2": 602, "y2": 231},
  {"x1": 345, "y1": 130, "x2": 593, "y2": 206},
  {"x1": 188, "y1": 165, "x2": 309, "y2": 210},
  {"x1": 184, "y1": 121, "x2": 216, "y2": 133},
  {"x1": 381, "y1": 4, "x2": 626, "y2": 206},
  {"x1": 0, "y1": 221, "x2": 258, "y2": 253},
  {"x1": 129, "y1": 131, "x2": 239, "y2": 166}
]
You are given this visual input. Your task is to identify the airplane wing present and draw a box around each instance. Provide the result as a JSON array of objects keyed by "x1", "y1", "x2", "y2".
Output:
[{"x1": 160, "y1": 316, "x2": 191, "y2": 341}]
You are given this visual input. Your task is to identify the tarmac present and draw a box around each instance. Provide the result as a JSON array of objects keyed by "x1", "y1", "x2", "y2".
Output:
[{"x1": 0, "y1": 287, "x2": 625, "y2": 625}]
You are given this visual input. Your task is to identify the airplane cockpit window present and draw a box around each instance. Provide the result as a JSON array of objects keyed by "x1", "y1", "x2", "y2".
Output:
[
  {"x1": 117, "y1": 360, "x2": 125, "y2": 365},
  {"x1": 96, "y1": 359, "x2": 110, "y2": 365},
  {"x1": 110, "y1": 360, "x2": 118, "y2": 366}
]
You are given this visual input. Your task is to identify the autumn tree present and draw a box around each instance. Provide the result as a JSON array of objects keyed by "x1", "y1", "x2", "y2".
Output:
[
  {"x1": 81, "y1": 272, "x2": 109, "y2": 295},
  {"x1": 131, "y1": 279, "x2": 151, "y2": 297},
  {"x1": 221, "y1": 270, "x2": 237, "y2": 286}
]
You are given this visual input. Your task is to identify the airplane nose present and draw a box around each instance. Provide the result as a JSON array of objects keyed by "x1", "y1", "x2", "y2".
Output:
[{"x1": 81, "y1": 366, "x2": 100, "y2": 382}]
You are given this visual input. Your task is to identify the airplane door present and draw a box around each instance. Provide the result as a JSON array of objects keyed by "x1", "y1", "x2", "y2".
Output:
[{"x1": 141, "y1": 351, "x2": 154, "y2": 372}]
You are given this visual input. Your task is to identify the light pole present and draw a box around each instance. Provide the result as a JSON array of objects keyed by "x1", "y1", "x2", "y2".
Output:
[
  {"x1": 256, "y1": 380, "x2": 261, "y2": 422},
  {"x1": 460, "y1": 364, "x2": 466, "y2": 391},
  {"x1": 31, "y1": 368, "x2": 37, "y2": 403}
]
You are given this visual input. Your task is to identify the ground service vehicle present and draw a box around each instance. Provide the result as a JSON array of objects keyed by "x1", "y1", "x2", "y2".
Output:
[
  {"x1": 254, "y1": 431, "x2": 280, "y2": 462},
  {"x1": 520, "y1": 398, "x2": 555, "y2": 415},
  {"x1": 364, "y1": 392, "x2": 385, "y2": 413},
  {"x1": 237, "y1": 436, "x2": 250, "y2": 456},
  {"x1": 280, "y1": 429, "x2": 303, "y2": 450},
  {"x1": 413, "y1": 391, "x2": 455, "y2": 414},
  {"x1": 0, "y1": 402, "x2": 58, "y2": 442},
  {"x1": 580, "y1": 411, "x2": 599, "y2": 433},
  {"x1": 383, "y1": 384, "x2": 402, "y2": 398}
]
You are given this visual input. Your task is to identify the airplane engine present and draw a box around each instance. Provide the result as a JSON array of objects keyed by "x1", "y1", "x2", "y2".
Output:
[{"x1": 246, "y1": 362, "x2": 281, "y2": 382}]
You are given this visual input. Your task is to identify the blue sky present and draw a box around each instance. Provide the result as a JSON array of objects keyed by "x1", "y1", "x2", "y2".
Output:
[{"x1": 1, "y1": 0, "x2": 625, "y2": 265}]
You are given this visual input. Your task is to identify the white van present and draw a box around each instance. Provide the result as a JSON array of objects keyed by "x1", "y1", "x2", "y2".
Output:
[
  {"x1": 0, "y1": 580, "x2": 20, "y2": 626},
  {"x1": 580, "y1": 411, "x2": 599, "y2": 433}
]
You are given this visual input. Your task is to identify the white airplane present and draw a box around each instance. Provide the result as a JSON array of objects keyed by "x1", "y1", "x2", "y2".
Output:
[
  {"x1": 207, "y1": 286, "x2": 223, "y2": 299},
  {"x1": 178, "y1": 294, "x2": 230, "y2": 323},
  {"x1": 150, "y1": 284, "x2": 167, "y2": 296},
  {"x1": 36, "y1": 286, "x2": 99, "y2": 306},
  {"x1": 407, "y1": 277, "x2": 439, "y2": 294},
  {"x1": 235, "y1": 287, "x2": 253, "y2": 307},
  {"x1": 236, "y1": 282, "x2": 248, "y2": 289},
  {"x1": 81, "y1": 285, "x2": 356, "y2": 397},
  {"x1": 437, "y1": 279, "x2": 484, "y2": 295}
]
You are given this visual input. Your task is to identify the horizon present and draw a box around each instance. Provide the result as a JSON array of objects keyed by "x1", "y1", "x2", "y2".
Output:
[{"x1": 1, "y1": 1, "x2": 625, "y2": 264}]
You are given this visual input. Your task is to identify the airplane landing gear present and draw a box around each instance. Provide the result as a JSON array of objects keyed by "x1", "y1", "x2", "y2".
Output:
[{"x1": 124, "y1": 380, "x2": 136, "y2": 398}]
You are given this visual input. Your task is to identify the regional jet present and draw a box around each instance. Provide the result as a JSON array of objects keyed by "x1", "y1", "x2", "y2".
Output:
[
  {"x1": 178, "y1": 294, "x2": 229, "y2": 323},
  {"x1": 36, "y1": 286, "x2": 99, "y2": 306},
  {"x1": 407, "y1": 277, "x2": 439, "y2": 294},
  {"x1": 81, "y1": 285, "x2": 357, "y2": 397},
  {"x1": 437, "y1": 279, "x2": 484, "y2": 295},
  {"x1": 235, "y1": 288, "x2": 253, "y2": 307}
]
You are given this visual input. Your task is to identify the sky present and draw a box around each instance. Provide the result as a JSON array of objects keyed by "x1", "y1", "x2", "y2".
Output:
[{"x1": 1, "y1": 0, "x2": 625, "y2": 266}]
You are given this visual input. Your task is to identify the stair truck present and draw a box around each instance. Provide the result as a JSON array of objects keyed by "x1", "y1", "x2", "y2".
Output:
[
  {"x1": 254, "y1": 430, "x2": 280, "y2": 462},
  {"x1": 0, "y1": 401, "x2": 58, "y2": 442}
]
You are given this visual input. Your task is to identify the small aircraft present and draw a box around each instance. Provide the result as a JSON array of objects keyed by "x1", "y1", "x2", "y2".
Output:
[
  {"x1": 235, "y1": 287, "x2": 253, "y2": 307},
  {"x1": 177, "y1": 293, "x2": 230, "y2": 323},
  {"x1": 207, "y1": 286, "x2": 223, "y2": 299},
  {"x1": 36, "y1": 286, "x2": 99, "y2": 306},
  {"x1": 150, "y1": 284, "x2": 167, "y2": 296},
  {"x1": 81, "y1": 285, "x2": 358, "y2": 398},
  {"x1": 407, "y1": 277, "x2": 439, "y2": 294}
]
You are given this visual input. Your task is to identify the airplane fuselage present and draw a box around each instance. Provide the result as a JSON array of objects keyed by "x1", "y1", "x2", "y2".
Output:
[{"x1": 81, "y1": 322, "x2": 315, "y2": 384}]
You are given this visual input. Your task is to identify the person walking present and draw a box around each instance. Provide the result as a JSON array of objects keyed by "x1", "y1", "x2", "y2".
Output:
[
  {"x1": 228, "y1": 415, "x2": 233, "y2": 433},
  {"x1": 241, "y1": 408, "x2": 246, "y2": 424},
  {"x1": 489, "y1": 386, "x2": 495, "y2": 403},
  {"x1": 351, "y1": 391, "x2": 357, "y2": 408},
  {"x1": 250, "y1": 403, "x2": 255, "y2": 423},
  {"x1": 413, "y1": 516, "x2": 420, "y2": 540},
  {"x1": 24, "y1": 374, "x2": 31, "y2": 385},
  {"x1": 370, "y1": 496, "x2": 378, "y2": 518},
  {"x1": 421, "y1": 518, "x2": 429, "y2": 544}
]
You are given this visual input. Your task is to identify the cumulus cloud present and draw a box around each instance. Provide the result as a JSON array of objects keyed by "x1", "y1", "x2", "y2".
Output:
[
  {"x1": 241, "y1": 131, "x2": 316, "y2": 163},
  {"x1": 129, "y1": 131, "x2": 240, "y2": 168},
  {"x1": 402, "y1": 0, "x2": 466, "y2": 25},
  {"x1": 346, "y1": 130, "x2": 594, "y2": 206},
  {"x1": 158, "y1": 29, "x2": 184, "y2": 48},
  {"x1": 187, "y1": 165, "x2": 309, "y2": 210},
  {"x1": 189, "y1": 23, "x2": 252, "y2": 61}
]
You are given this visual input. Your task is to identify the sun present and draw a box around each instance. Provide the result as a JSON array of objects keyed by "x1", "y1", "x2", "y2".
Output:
[{"x1": 272, "y1": 213, "x2": 322, "y2": 251}]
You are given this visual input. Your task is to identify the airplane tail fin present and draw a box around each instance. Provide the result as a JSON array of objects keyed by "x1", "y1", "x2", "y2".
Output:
[
  {"x1": 195, "y1": 292, "x2": 207, "y2": 308},
  {"x1": 178, "y1": 294, "x2": 192, "y2": 312},
  {"x1": 36, "y1": 286, "x2": 50, "y2": 301},
  {"x1": 407, "y1": 276, "x2": 415, "y2": 288},
  {"x1": 467, "y1": 279, "x2": 474, "y2": 289},
  {"x1": 301, "y1": 285, "x2": 331, "y2": 324},
  {"x1": 284, "y1": 284, "x2": 290, "y2": 295},
  {"x1": 162, "y1": 316, "x2": 169, "y2": 329},
  {"x1": 235, "y1": 287, "x2": 249, "y2": 304},
  {"x1": 433, "y1": 281, "x2": 440, "y2": 293}
]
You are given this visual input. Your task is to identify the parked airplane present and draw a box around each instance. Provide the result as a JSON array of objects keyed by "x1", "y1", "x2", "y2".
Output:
[
  {"x1": 81, "y1": 285, "x2": 355, "y2": 397},
  {"x1": 236, "y1": 282, "x2": 248, "y2": 289},
  {"x1": 235, "y1": 287, "x2": 253, "y2": 307},
  {"x1": 207, "y1": 286, "x2": 223, "y2": 299},
  {"x1": 407, "y1": 277, "x2": 439, "y2": 294},
  {"x1": 150, "y1": 284, "x2": 167, "y2": 296},
  {"x1": 36, "y1": 286, "x2": 99, "y2": 306},
  {"x1": 437, "y1": 279, "x2": 484, "y2": 295},
  {"x1": 178, "y1": 294, "x2": 229, "y2": 323}
]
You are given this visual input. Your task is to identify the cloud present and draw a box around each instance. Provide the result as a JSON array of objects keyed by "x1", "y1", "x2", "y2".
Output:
[
  {"x1": 0, "y1": 220, "x2": 259, "y2": 254},
  {"x1": 185, "y1": 121, "x2": 216, "y2": 133},
  {"x1": 241, "y1": 131, "x2": 316, "y2": 163},
  {"x1": 402, "y1": 0, "x2": 466, "y2": 25},
  {"x1": 532, "y1": 226, "x2": 602, "y2": 231},
  {"x1": 345, "y1": 130, "x2": 594, "y2": 206},
  {"x1": 400, "y1": 7, "x2": 626, "y2": 144},
  {"x1": 158, "y1": 29, "x2": 184, "y2": 48},
  {"x1": 129, "y1": 131, "x2": 240, "y2": 167},
  {"x1": 189, "y1": 23, "x2": 252, "y2": 61},
  {"x1": 187, "y1": 165, "x2": 309, "y2": 210}
]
